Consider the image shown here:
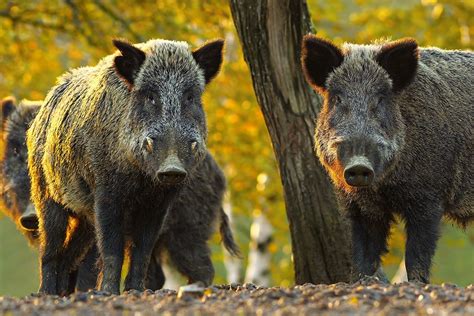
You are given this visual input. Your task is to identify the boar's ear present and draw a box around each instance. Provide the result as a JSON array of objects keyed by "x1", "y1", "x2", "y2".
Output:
[
  {"x1": 301, "y1": 35, "x2": 344, "y2": 93},
  {"x1": 113, "y1": 39, "x2": 146, "y2": 86},
  {"x1": 192, "y1": 39, "x2": 224, "y2": 84},
  {"x1": 376, "y1": 38, "x2": 419, "y2": 93},
  {"x1": 1, "y1": 96, "x2": 16, "y2": 125}
]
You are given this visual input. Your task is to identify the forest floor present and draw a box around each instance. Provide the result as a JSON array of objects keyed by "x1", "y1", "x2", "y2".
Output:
[{"x1": 0, "y1": 277, "x2": 472, "y2": 315}]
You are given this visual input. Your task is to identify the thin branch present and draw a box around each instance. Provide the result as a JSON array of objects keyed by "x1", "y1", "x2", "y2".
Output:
[
  {"x1": 63, "y1": 0, "x2": 103, "y2": 48},
  {"x1": 91, "y1": 0, "x2": 143, "y2": 42},
  {"x1": 0, "y1": 11, "x2": 68, "y2": 32}
]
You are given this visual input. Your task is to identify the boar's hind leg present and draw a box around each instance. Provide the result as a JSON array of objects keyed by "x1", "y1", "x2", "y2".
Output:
[
  {"x1": 165, "y1": 231, "x2": 214, "y2": 286},
  {"x1": 56, "y1": 218, "x2": 95, "y2": 295},
  {"x1": 38, "y1": 199, "x2": 69, "y2": 295},
  {"x1": 76, "y1": 245, "x2": 100, "y2": 292},
  {"x1": 144, "y1": 246, "x2": 166, "y2": 291},
  {"x1": 350, "y1": 209, "x2": 392, "y2": 281},
  {"x1": 404, "y1": 208, "x2": 442, "y2": 283}
]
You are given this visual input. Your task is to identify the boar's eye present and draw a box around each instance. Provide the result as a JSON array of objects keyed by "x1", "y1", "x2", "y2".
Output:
[
  {"x1": 144, "y1": 94, "x2": 156, "y2": 106},
  {"x1": 329, "y1": 94, "x2": 342, "y2": 107},
  {"x1": 183, "y1": 90, "x2": 196, "y2": 106},
  {"x1": 371, "y1": 96, "x2": 384, "y2": 112},
  {"x1": 187, "y1": 94, "x2": 194, "y2": 103},
  {"x1": 3, "y1": 189, "x2": 12, "y2": 206}
]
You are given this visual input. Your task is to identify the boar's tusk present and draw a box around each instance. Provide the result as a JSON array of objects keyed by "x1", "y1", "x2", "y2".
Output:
[{"x1": 145, "y1": 137, "x2": 154, "y2": 153}]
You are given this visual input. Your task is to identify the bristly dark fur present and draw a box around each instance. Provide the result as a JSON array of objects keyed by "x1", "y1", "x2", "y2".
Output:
[
  {"x1": 219, "y1": 207, "x2": 241, "y2": 257},
  {"x1": 2, "y1": 96, "x2": 238, "y2": 294},
  {"x1": 192, "y1": 39, "x2": 225, "y2": 84},
  {"x1": 301, "y1": 34, "x2": 344, "y2": 94},
  {"x1": 0, "y1": 97, "x2": 99, "y2": 293},
  {"x1": 27, "y1": 37, "x2": 231, "y2": 295},
  {"x1": 113, "y1": 39, "x2": 146, "y2": 87},
  {"x1": 302, "y1": 36, "x2": 473, "y2": 283},
  {"x1": 0, "y1": 97, "x2": 40, "y2": 244},
  {"x1": 376, "y1": 38, "x2": 419, "y2": 92},
  {"x1": 147, "y1": 153, "x2": 240, "y2": 289}
]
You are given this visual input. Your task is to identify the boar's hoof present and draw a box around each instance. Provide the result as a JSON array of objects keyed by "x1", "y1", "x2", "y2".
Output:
[{"x1": 177, "y1": 282, "x2": 206, "y2": 300}]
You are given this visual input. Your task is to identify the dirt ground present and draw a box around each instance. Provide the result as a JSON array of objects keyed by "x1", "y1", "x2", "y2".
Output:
[{"x1": 1, "y1": 277, "x2": 472, "y2": 315}]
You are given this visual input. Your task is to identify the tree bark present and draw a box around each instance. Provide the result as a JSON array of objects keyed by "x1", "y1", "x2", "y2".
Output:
[{"x1": 230, "y1": 0, "x2": 352, "y2": 284}]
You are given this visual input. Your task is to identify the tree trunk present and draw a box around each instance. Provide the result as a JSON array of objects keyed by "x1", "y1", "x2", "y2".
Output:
[{"x1": 230, "y1": 0, "x2": 352, "y2": 284}]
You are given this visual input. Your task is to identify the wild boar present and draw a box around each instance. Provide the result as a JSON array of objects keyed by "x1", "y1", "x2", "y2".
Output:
[
  {"x1": 146, "y1": 154, "x2": 240, "y2": 289},
  {"x1": 301, "y1": 35, "x2": 473, "y2": 283},
  {"x1": 1, "y1": 96, "x2": 99, "y2": 292},
  {"x1": 3, "y1": 95, "x2": 238, "y2": 293},
  {"x1": 1, "y1": 97, "x2": 40, "y2": 243},
  {"x1": 27, "y1": 38, "x2": 226, "y2": 294}
]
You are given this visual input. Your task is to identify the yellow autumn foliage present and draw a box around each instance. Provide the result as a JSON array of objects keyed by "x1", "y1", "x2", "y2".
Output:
[{"x1": 0, "y1": 1, "x2": 472, "y2": 296}]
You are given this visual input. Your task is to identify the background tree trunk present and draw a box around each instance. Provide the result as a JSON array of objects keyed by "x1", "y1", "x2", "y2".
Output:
[{"x1": 230, "y1": 0, "x2": 352, "y2": 284}]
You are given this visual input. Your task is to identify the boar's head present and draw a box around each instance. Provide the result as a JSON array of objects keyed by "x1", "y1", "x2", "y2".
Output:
[
  {"x1": 113, "y1": 38, "x2": 224, "y2": 186},
  {"x1": 1, "y1": 97, "x2": 40, "y2": 235},
  {"x1": 302, "y1": 35, "x2": 418, "y2": 191}
]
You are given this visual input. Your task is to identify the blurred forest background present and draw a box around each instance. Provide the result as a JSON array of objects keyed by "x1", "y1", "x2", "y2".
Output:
[{"x1": 0, "y1": 0, "x2": 473, "y2": 296}]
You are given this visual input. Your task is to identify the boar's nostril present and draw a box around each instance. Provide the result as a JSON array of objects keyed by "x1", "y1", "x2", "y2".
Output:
[
  {"x1": 157, "y1": 166, "x2": 187, "y2": 185},
  {"x1": 343, "y1": 161, "x2": 374, "y2": 187}
]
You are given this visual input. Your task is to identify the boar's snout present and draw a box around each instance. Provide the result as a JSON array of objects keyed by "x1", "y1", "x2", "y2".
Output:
[
  {"x1": 343, "y1": 156, "x2": 374, "y2": 187},
  {"x1": 157, "y1": 154, "x2": 187, "y2": 185},
  {"x1": 158, "y1": 166, "x2": 187, "y2": 185}
]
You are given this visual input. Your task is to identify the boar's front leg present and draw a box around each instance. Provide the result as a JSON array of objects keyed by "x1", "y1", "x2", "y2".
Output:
[
  {"x1": 94, "y1": 186, "x2": 125, "y2": 295},
  {"x1": 38, "y1": 199, "x2": 69, "y2": 295},
  {"x1": 66, "y1": 246, "x2": 99, "y2": 294},
  {"x1": 404, "y1": 206, "x2": 442, "y2": 283},
  {"x1": 124, "y1": 190, "x2": 179, "y2": 291},
  {"x1": 75, "y1": 244, "x2": 100, "y2": 292},
  {"x1": 349, "y1": 204, "x2": 392, "y2": 281}
]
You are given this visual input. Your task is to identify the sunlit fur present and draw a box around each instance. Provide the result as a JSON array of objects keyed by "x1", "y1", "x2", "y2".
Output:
[
  {"x1": 29, "y1": 40, "x2": 208, "y2": 214},
  {"x1": 303, "y1": 36, "x2": 473, "y2": 283},
  {"x1": 1, "y1": 97, "x2": 100, "y2": 292},
  {"x1": 3, "y1": 96, "x2": 237, "y2": 292},
  {"x1": 27, "y1": 38, "x2": 226, "y2": 294}
]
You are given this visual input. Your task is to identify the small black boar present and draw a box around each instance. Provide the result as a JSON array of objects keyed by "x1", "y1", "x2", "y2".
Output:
[
  {"x1": 1, "y1": 97, "x2": 40, "y2": 243},
  {"x1": 0, "y1": 96, "x2": 99, "y2": 292},
  {"x1": 301, "y1": 35, "x2": 473, "y2": 283},
  {"x1": 146, "y1": 155, "x2": 240, "y2": 289},
  {"x1": 27, "y1": 38, "x2": 227, "y2": 294}
]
